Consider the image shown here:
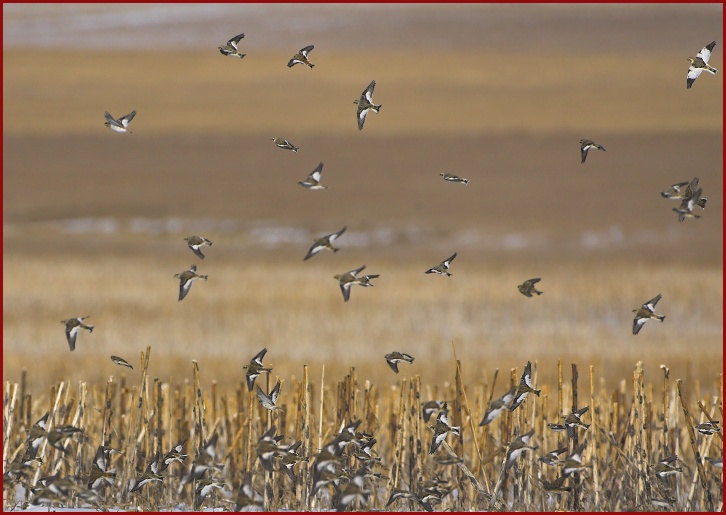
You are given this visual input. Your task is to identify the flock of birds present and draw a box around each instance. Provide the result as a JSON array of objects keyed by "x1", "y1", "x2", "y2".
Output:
[{"x1": 12, "y1": 30, "x2": 720, "y2": 511}]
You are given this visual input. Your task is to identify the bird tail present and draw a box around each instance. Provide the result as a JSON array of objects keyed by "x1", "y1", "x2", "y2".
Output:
[
  {"x1": 200, "y1": 275, "x2": 209, "y2": 280},
  {"x1": 535, "y1": 290, "x2": 543, "y2": 295},
  {"x1": 309, "y1": 64, "x2": 315, "y2": 69},
  {"x1": 292, "y1": 147, "x2": 299, "y2": 152},
  {"x1": 373, "y1": 104, "x2": 382, "y2": 113},
  {"x1": 697, "y1": 198, "x2": 707, "y2": 209},
  {"x1": 707, "y1": 65, "x2": 718, "y2": 74},
  {"x1": 88, "y1": 325, "x2": 95, "y2": 333},
  {"x1": 462, "y1": 179, "x2": 469, "y2": 184},
  {"x1": 657, "y1": 315, "x2": 666, "y2": 322}
]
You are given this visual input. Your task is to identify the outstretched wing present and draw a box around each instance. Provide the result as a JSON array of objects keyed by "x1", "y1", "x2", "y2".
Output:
[
  {"x1": 644, "y1": 294, "x2": 662, "y2": 310},
  {"x1": 357, "y1": 103, "x2": 369, "y2": 131},
  {"x1": 179, "y1": 278, "x2": 192, "y2": 301},
  {"x1": 228, "y1": 33, "x2": 245, "y2": 49},
  {"x1": 120, "y1": 110, "x2": 136, "y2": 127},
  {"x1": 364, "y1": 80, "x2": 376, "y2": 102},
  {"x1": 309, "y1": 162, "x2": 324, "y2": 182},
  {"x1": 697, "y1": 41, "x2": 716, "y2": 65}
]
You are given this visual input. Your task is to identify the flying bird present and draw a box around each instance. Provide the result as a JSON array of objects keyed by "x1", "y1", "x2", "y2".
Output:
[
  {"x1": 425, "y1": 252, "x2": 457, "y2": 276},
  {"x1": 509, "y1": 361, "x2": 541, "y2": 411},
  {"x1": 354, "y1": 80, "x2": 382, "y2": 131},
  {"x1": 384, "y1": 352, "x2": 415, "y2": 373},
  {"x1": 673, "y1": 187, "x2": 704, "y2": 222},
  {"x1": 518, "y1": 278, "x2": 543, "y2": 297},
  {"x1": 561, "y1": 442, "x2": 590, "y2": 476},
  {"x1": 334, "y1": 265, "x2": 379, "y2": 302},
  {"x1": 184, "y1": 236, "x2": 213, "y2": 260},
  {"x1": 580, "y1": 139, "x2": 606, "y2": 163},
  {"x1": 174, "y1": 264, "x2": 208, "y2": 301},
  {"x1": 243, "y1": 348, "x2": 272, "y2": 392},
  {"x1": 563, "y1": 406, "x2": 591, "y2": 438},
  {"x1": 110, "y1": 355, "x2": 133, "y2": 369},
  {"x1": 505, "y1": 428, "x2": 537, "y2": 470},
  {"x1": 661, "y1": 176, "x2": 707, "y2": 208},
  {"x1": 479, "y1": 387, "x2": 516, "y2": 426},
  {"x1": 130, "y1": 451, "x2": 164, "y2": 492},
  {"x1": 653, "y1": 455, "x2": 683, "y2": 478},
  {"x1": 87, "y1": 445, "x2": 117, "y2": 490},
  {"x1": 303, "y1": 226, "x2": 346, "y2": 261},
  {"x1": 695, "y1": 421, "x2": 721, "y2": 435},
  {"x1": 271, "y1": 137, "x2": 299, "y2": 152},
  {"x1": 439, "y1": 172, "x2": 469, "y2": 184},
  {"x1": 104, "y1": 110, "x2": 136, "y2": 133},
  {"x1": 218, "y1": 32, "x2": 246, "y2": 58},
  {"x1": 687, "y1": 41, "x2": 718, "y2": 89},
  {"x1": 257, "y1": 380, "x2": 284, "y2": 412},
  {"x1": 61, "y1": 316, "x2": 94, "y2": 351},
  {"x1": 287, "y1": 45, "x2": 315, "y2": 68},
  {"x1": 298, "y1": 162, "x2": 327, "y2": 189},
  {"x1": 632, "y1": 294, "x2": 666, "y2": 335},
  {"x1": 429, "y1": 407, "x2": 460, "y2": 454}
]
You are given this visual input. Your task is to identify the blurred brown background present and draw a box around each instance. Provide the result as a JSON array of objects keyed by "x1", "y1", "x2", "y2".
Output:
[{"x1": 3, "y1": 4, "x2": 723, "y2": 391}]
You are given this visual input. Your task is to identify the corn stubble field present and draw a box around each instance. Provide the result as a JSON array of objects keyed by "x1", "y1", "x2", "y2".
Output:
[
  {"x1": 2, "y1": 354, "x2": 724, "y2": 511},
  {"x1": 3, "y1": 4, "x2": 723, "y2": 512}
]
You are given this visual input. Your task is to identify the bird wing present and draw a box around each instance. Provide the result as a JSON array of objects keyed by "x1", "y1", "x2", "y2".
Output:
[
  {"x1": 633, "y1": 316, "x2": 647, "y2": 335},
  {"x1": 66, "y1": 325, "x2": 78, "y2": 351},
  {"x1": 329, "y1": 226, "x2": 346, "y2": 243},
  {"x1": 303, "y1": 242, "x2": 323, "y2": 261},
  {"x1": 349, "y1": 265, "x2": 366, "y2": 277},
  {"x1": 310, "y1": 162, "x2": 324, "y2": 182},
  {"x1": 340, "y1": 282, "x2": 352, "y2": 302},
  {"x1": 685, "y1": 177, "x2": 700, "y2": 197},
  {"x1": 270, "y1": 380, "x2": 282, "y2": 403},
  {"x1": 252, "y1": 348, "x2": 268, "y2": 365},
  {"x1": 644, "y1": 294, "x2": 662, "y2": 310},
  {"x1": 581, "y1": 146, "x2": 589, "y2": 163},
  {"x1": 120, "y1": 110, "x2": 136, "y2": 127},
  {"x1": 444, "y1": 253, "x2": 457, "y2": 266},
  {"x1": 685, "y1": 188, "x2": 702, "y2": 211},
  {"x1": 228, "y1": 33, "x2": 245, "y2": 48},
  {"x1": 179, "y1": 279, "x2": 192, "y2": 301},
  {"x1": 430, "y1": 432, "x2": 446, "y2": 454},
  {"x1": 300, "y1": 45, "x2": 314, "y2": 57},
  {"x1": 521, "y1": 361, "x2": 533, "y2": 387},
  {"x1": 697, "y1": 41, "x2": 716, "y2": 64},
  {"x1": 364, "y1": 80, "x2": 376, "y2": 102},
  {"x1": 687, "y1": 66, "x2": 704, "y2": 88},
  {"x1": 386, "y1": 359, "x2": 400, "y2": 373},
  {"x1": 104, "y1": 111, "x2": 122, "y2": 127},
  {"x1": 190, "y1": 246, "x2": 205, "y2": 260},
  {"x1": 257, "y1": 386, "x2": 272, "y2": 406},
  {"x1": 357, "y1": 103, "x2": 369, "y2": 130}
]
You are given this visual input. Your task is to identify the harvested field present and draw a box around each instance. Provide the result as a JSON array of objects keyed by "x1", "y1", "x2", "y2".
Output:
[{"x1": 3, "y1": 3, "x2": 723, "y2": 511}]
